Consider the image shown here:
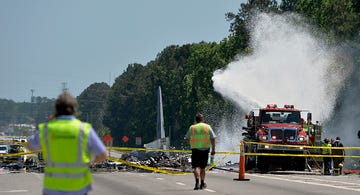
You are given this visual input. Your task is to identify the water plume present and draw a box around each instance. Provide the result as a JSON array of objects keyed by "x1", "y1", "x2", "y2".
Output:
[{"x1": 212, "y1": 13, "x2": 352, "y2": 164}]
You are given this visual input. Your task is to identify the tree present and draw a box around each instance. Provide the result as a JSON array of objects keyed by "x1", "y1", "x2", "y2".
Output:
[
  {"x1": 77, "y1": 82, "x2": 110, "y2": 135},
  {"x1": 295, "y1": 0, "x2": 360, "y2": 40}
]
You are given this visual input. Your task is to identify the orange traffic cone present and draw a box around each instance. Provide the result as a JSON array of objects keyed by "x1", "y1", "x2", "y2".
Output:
[{"x1": 234, "y1": 140, "x2": 250, "y2": 181}]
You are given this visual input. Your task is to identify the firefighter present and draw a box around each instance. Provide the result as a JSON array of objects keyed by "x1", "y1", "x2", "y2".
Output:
[
  {"x1": 321, "y1": 138, "x2": 332, "y2": 175},
  {"x1": 185, "y1": 113, "x2": 216, "y2": 190},
  {"x1": 331, "y1": 136, "x2": 345, "y2": 175}
]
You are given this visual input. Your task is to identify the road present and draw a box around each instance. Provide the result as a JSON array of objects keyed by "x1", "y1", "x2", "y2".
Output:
[{"x1": 0, "y1": 170, "x2": 359, "y2": 195}]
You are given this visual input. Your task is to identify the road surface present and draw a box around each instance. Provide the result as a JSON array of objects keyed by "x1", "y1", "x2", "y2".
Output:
[{"x1": 0, "y1": 171, "x2": 359, "y2": 194}]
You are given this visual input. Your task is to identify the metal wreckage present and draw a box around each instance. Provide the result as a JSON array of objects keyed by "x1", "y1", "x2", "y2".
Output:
[{"x1": 0, "y1": 149, "x2": 192, "y2": 173}]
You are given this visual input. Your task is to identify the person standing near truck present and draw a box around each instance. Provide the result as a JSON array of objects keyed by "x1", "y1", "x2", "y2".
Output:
[
  {"x1": 332, "y1": 136, "x2": 345, "y2": 175},
  {"x1": 321, "y1": 138, "x2": 332, "y2": 175}
]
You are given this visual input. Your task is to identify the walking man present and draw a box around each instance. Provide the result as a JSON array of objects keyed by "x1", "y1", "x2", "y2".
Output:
[
  {"x1": 28, "y1": 92, "x2": 107, "y2": 195},
  {"x1": 185, "y1": 113, "x2": 216, "y2": 190}
]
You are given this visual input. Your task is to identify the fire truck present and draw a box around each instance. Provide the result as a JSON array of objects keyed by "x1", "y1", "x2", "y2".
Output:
[{"x1": 242, "y1": 104, "x2": 322, "y2": 172}]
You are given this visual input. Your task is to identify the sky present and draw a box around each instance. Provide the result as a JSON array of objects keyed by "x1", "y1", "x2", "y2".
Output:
[{"x1": 0, "y1": 0, "x2": 245, "y2": 102}]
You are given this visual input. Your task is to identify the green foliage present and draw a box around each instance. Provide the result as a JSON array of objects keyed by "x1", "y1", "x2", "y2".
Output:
[
  {"x1": 0, "y1": 99, "x2": 18, "y2": 126},
  {"x1": 77, "y1": 82, "x2": 111, "y2": 136},
  {"x1": 0, "y1": 97, "x2": 54, "y2": 135},
  {"x1": 295, "y1": 0, "x2": 360, "y2": 40},
  {"x1": 104, "y1": 63, "x2": 156, "y2": 145}
]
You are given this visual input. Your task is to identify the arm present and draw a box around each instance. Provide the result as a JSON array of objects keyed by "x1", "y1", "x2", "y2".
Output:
[
  {"x1": 209, "y1": 125, "x2": 216, "y2": 155},
  {"x1": 210, "y1": 138, "x2": 215, "y2": 155},
  {"x1": 27, "y1": 131, "x2": 41, "y2": 151},
  {"x1": 27, "y1": 142, "x2": 35, "y2": 151},
  {"x1": 184, "y1": 128, "x2": 191, "y2": 143},
  {"x1": 88, "y1": 128, "x2": 107, "y2": 163},
  {"x1": 94, "y1": 152, "x2": 107, "y2": 163}
]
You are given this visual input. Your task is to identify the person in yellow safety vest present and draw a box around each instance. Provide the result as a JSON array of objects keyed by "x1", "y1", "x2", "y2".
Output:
[
  {"x1": 321, "y1": 138, "x2": 332, "y2": 175},
  {"x1": 28, "y1": 92, "x2": 107, "y2": 195},
  {"x1": 185, "y1": 113, "x2": 216, "y2": 190}
]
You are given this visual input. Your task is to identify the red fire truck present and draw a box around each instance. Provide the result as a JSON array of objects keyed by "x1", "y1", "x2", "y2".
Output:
[{"x1": 242, "y1": 104, "x2": 322, "y2": 172}]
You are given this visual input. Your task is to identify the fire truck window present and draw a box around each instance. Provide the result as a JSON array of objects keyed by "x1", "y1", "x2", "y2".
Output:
[
  {"x1": 286, "y1": 114, "x2": 297, "y2": 123},
  {"x1": 262, "y1": 114, "x2": 271, "y2": 123}
]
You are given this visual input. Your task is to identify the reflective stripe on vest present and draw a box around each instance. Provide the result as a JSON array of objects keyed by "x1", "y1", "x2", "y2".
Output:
[
  {"x1": 45, "y1": 172, "x2": 86, "y2": 178},
  {"x1": 39, "y1": 119, "x2": 92, "y2": 191},
  {"x1": 190, "y1": 123, "x2": 210, "y2": 149}
]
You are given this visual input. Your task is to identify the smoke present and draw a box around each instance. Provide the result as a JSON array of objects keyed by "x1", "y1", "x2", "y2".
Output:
[{"x1": 211, "y1": 13, "x2": 354, "y2": 164}]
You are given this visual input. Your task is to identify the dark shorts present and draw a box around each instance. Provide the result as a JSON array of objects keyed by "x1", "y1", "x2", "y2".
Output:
[{"x1": 191, "y1": 148, "x2": 209, "y2": 169}]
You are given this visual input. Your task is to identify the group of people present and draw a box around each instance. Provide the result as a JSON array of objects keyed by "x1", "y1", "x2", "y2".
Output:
[
  {"x1": 27, "y1": 91, "x2": 217, "y2": 194},
  {"x1": 321, "y1": 136, "x2": 345, "y2": 175}
]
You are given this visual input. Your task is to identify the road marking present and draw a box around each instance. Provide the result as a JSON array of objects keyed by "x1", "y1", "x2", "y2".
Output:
[
  {"x1": 156, "y1": 177, "x2": 164, "y2": 180},
  {"x1": 204, "y1": 189, "x2": 216, "y2": 192},
  {"x1": 176, "y1": 182, "x2": 186, "y2": 186},
  {"x1": 0, "y1": 190, "x2": 28, "y2": 193},
  {"x1": 252, "y1": 174, "x2": 360, "y2": 192}
]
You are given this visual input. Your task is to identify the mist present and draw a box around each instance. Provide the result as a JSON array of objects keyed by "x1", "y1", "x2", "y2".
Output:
[{"x1": 211, "y1": 13, "x2": 354, "y2": 163}]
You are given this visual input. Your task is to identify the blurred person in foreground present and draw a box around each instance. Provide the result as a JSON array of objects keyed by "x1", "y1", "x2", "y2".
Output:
[
  {"x1": 185, "y1": 113, "x2": 216, "y2": 190},
  {"x1": 28, "y1": 92, "x2": 107, "y2": 195}
]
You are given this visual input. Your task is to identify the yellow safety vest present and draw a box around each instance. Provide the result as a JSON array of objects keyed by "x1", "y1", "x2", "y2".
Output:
[
  {"x1": 39, "y1": 119, "x2": 92, "y2": 191},
  {"x1": 189, "y1": 123, "x2": 210, "y2": 149},
  {"x1": 321, "y1": 143, "x2": 332, "y2": 155}
]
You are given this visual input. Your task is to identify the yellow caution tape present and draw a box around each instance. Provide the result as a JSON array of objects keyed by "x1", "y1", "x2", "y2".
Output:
[
  {"x1": 244, "y1": 141, "x2": 360, "y2": 150},
  {"x1": 244, "y1": 153, "x2": 360, "y2": 158},
  {"x1": 206, "y1": 144, "x2": 240, "y2": 171},
  {"x1": 0, "y1": 150, "x2": 41, "y2": 157},
  {"x1": 107, "y1": 146, "x2": 239, "y2": 155},
  {"x1": 106, "y1": 156, "x2": 190, "y2": 175},
  {"x1": 4, "y1": 144, "x2": 358, "y2": 175}
]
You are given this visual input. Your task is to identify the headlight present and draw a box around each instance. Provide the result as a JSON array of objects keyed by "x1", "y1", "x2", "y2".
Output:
[
  {"x1": 299, "y1": 136, "x2": 305, "y2": 141},
  {"x1": 260, "y1": 136, "x2": 267, "y2": 140}
]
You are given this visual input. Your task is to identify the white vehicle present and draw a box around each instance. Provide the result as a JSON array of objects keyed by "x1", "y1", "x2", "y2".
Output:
[{"x1": 0, "y1": 144, "x2": 8, "y2": 154}]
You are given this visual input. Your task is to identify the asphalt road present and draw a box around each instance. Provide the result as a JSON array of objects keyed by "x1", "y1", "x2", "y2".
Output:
[{"x1": 0, "y1": 171, "x2": 359, "y2": 195}]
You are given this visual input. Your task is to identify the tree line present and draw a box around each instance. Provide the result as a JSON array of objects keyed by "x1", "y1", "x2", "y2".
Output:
[{"x1": 0, "y1": 0, "x2": 359, "y2": 147}]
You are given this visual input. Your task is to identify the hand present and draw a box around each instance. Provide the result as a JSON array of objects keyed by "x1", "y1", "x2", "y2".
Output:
[{"x1": 211, "y1": 150, "x2": 215, "y2": 155}]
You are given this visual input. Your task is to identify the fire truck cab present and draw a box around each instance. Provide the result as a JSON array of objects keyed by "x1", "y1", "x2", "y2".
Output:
[{"x1": 243, "y1": 104, "x2": 322, "y2": 172}]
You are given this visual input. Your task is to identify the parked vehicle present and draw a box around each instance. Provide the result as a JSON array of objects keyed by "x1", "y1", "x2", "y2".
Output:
[{"x1": 0, "y1": 144, "x2": 8, "y2": 153}]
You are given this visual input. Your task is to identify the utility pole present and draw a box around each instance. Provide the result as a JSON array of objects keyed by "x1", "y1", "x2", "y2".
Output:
[
  {"x1": 29, "y1": 89, "x2": 35, "y2": 135},
  {"x1": 30, "y1": 89, "x2": 35, "y2": 103},
  {"x1": 61, "y1": 82, "x2": 68, "y2": 92}
]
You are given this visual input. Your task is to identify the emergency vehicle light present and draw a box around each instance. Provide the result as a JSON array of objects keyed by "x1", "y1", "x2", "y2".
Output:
[
  {"x1": 267, "y1": 104, "x2": 277, "y2": 108},
  {"x1": 284, "y1": 104, "x2": 295, "y2": 109},
  {"x1": 260, "y1": 136, "x2": 267, "y2": 141}
]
